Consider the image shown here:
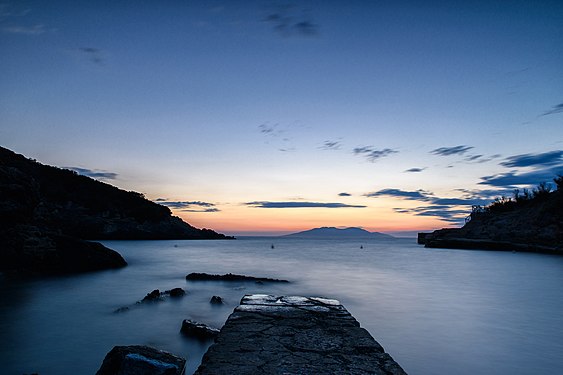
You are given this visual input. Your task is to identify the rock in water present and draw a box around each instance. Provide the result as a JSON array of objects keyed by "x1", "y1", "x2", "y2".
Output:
[
  {"x1": 96, "y1": 345, "x2": 186, "y2": 375},
  {"x1": 142, "y1": 289, "x2": 162, "y2": 302},
  {"x1": 210, "y1": 296, "x2": 223, "y2": 304},
  {"x1": 180, "y1": 319, "x2": 219, "y2": 340},
  {"x1": 185, "y1": 272, "x2": 289, "y2": 283},
  {"x1": 0, "y1": 226, "x2": 127, "y2": 275},
  {"x1": 165, "y1": 288, "x2": 186, "y2": 298}
]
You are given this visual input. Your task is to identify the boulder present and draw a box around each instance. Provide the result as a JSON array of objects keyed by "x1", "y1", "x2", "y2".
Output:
[
  {"x1": 165, "y1": 288, "x2": 186, "y2": 298},
  {"x1": 142, "y1": 289, "x2": 162, "y2": 302},
  {"x1": 180, "y1": 319, "x2": 219, "y2": 340},
  {"x1": 210, "y1": 296, "x2": 223, "y2": 304},
  {"x1": 96, "y1": 345, "x2": 186, "y2": 375}
]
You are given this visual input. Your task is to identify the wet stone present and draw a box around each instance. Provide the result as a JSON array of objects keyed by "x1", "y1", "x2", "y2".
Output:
[
  {"x1": 195, "y1": 294, "x2": 407, "y2": 375},
  {"x1": 96, "y1": 345, "x2": 186, "y2": 375}
]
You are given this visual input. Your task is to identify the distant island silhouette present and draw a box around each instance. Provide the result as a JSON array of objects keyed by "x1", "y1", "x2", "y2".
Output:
[
  {"x1": 284, "y1": 226, "x2": 395, "y2": 240},
  {"x1": 419, "y1": 177, "x2": 562, "y2": 255},
  {"x1": 0, "y1": 146, "x2": 231, "y2": 275}
]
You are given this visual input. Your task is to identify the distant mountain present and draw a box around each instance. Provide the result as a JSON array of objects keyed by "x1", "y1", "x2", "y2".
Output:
[
  {"x1": 283, "y1": 227, "x2": 395, "y2": 239},
  {"x1": 0, "y1": 146, "x2": 231, "y2": 274}
]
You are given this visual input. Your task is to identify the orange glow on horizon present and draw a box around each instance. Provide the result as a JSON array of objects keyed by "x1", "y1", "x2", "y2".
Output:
[{"x1": 176, "y1": 205, "x2": 455, "y2": 236}]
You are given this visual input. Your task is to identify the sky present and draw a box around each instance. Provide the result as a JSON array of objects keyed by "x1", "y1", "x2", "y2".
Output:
[{"x1": 1, "y1": 0, "x2": 562, "y2": 236}]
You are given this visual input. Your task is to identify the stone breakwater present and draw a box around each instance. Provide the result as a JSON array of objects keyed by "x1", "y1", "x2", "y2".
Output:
[{"x1": 195, "y1": 294, "x2": 407, "y2": 375}]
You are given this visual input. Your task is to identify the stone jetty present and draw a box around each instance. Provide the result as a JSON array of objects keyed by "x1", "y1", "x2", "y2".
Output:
[{"x1": 195, "y1": 294, "x2": 406, "y2": 374}]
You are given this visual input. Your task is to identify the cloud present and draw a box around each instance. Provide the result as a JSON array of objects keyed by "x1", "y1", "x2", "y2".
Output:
[
  {"x1": 338, "y1": 192, "x2": 351, "y2": 197},
  {"x1": 78, "y1": 47, "x2": 105, "y2": 65},
  {"x1": 404, "y1": 167, "x2": 425, "y2": 173},
  {"x1": 320, "y1": 140, "x2": 341, "y2": 150},
  {"x1": 541, "y1": 102, "x2": 563, "y2": 116},
  {"x1": 431, "y1": 197, "x2": 491, "y2": 206},
  {"x1": 246, "y1": 201, "x2": 366, "y2": 208},
  {"x1": 365, "y1": 188, "x2": 432, "y2": 201},
  {"x1": 479, "y1": 166, "x2": 563, "y2": 187},
  {"x1": 2, "y1": 23, "x2": 45, "y2": 35},
  {"x1": 500, "y1": 150, "x2": 563, "y2": 168},
  {"x1": 353, "y1": 146, "x2": 398, "y2": 162},
  {"x1": 393, "y1": 206, "x2": 468, "y2": 224},
  {"x1": 155, "y1": 200, "x2": 220, "y2": 212},
  {"x1": 264, "y1": 5, "x2": 319, "y2": 37},
  {"x1": 67, "y1": 167, "x2": 117, "y2": 180},
  {"x1": 430, "y1": 145, "x2": 474, "y2": 156}
]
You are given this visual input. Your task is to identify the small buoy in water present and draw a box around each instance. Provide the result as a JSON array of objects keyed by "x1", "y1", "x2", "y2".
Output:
[
  {"x1": 360, "y1": 245, "x2": 363, "y2": 249},
  {"x1": 271, "y1": 244, "x2": 275, "y2": 249}
]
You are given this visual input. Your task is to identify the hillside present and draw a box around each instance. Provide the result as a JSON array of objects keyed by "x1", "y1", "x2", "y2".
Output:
[
  {"x1": 420, "y1": 180, "x2": 563, "y2": 254},
  {"x1": 0, "y1": 146, "x2": 230, "y2": 274},
  {"x1": 284, "y1": 227, "x2": 395, "y2": 240}
]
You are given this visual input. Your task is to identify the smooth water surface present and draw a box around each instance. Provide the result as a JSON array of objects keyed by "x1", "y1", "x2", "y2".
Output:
[{"x1": 1, "y1": 238, "x2": 562, "y2": 374}]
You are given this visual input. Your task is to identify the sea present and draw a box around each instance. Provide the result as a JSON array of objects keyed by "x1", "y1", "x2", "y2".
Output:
[{"x1": 1, "y1": 237, "x2": 562, "y2": 375}]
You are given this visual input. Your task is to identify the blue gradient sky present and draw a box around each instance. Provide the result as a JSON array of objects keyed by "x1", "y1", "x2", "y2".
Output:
[{"x1": 1, "y1": 0, "x2": 562, "y2": 235}]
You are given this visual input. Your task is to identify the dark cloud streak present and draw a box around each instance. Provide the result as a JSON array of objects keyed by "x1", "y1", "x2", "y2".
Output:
[
  {"x1": 353, "y1": 146, "x2": 398, "y2": 162},
  {"x1": 67, "y1": 167, "x2": 117, "y2": 180},
  {"x1": 430, "y1": 145, "x2": 473, "y2": 156},
  {"x1": 246, "y1": 201, "x2": 366, "y2": 208},
  {"x1": 500, "y1": 150, "x2": 563, "y2": 168},
  {"x1": 155, "y1": 200, "x2": 220, "y2": 212},
  {"x1": 541, "y1": 102, "x2": 563, "y2": 116}
]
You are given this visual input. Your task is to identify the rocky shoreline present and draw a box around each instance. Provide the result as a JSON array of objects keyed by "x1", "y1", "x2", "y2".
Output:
[
  {"x1": 1, "y1": 146, "x2": 231, "y2": 275},
  {"x1": 95, "y1": 294, "x2": 407, "y2": 375},
  {"x1": 418, "y1": 180, "x2": 562, "y2": 255}
]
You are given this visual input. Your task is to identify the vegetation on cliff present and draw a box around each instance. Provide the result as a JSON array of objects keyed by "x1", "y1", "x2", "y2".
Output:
[{"x1": 422, "y1": 176, "x2": 562, "y2": 253}]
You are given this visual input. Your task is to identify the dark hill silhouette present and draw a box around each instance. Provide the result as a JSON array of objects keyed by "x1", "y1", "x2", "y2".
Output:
[
  {"x1": 419, "y1": 177, "x2": 562, "y2": 254},
  {"x1": 284, "y1": 227, "x2": 395, "y2": 239},
  {"x1": 0, "y1": 146, "x2": 231, "y2": 274}
]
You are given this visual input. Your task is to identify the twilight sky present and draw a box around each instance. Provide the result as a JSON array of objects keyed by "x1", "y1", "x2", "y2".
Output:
[{"x1": 1, "y1": 0, "x2": 562, "y2": 236}]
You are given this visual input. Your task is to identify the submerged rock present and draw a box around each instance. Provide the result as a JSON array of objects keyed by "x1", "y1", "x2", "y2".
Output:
[
  {"x1": 180, "y1": 319, "x2": 219, "y2": 340},
  {"x1": 210, "y1": 296, "x2": 223, "y2": 304},
  {"x1": 114, "y1": 288, "x2": 186, "y2": 313},
  {"x1": 165, "y1": 287, "x2": 186, "y2": 298},
  {"x1": 142, "y1": 289, "x2": 162, "y2": 302},
  {"x1": 96, "y1": 345, "x2": 186, "y2": 375},
  {"x1": 185, "y1": 272, "x2": 289, "y2": 283}
]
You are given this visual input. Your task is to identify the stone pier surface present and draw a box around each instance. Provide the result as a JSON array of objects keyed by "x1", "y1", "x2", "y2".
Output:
[{"x1": 195, "y1": 295, "x2": 407, "y2": 375}]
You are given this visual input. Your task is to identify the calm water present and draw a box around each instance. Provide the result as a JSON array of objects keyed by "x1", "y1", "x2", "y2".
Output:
[{"x1": 1, "y1": 237, "x2": 562, "y2": 375}]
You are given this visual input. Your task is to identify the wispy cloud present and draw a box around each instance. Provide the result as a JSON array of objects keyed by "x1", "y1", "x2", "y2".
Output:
[
  {"x1": 246, "y1": 201, "x2": 366, "y2": 208},
  {"x1": 258, "y1": 121, "x2": 304, "y2": 152},
  {"x1": 541, "y1": 102, "x2": 563, "y2": 116},
  {"x1": 479, "y1": 166, "x2": 563, "y2": 187},
  {"x1": 500, "y1": 150, "x2": 563, "y2": 168},
  {"x1": 462, "y1": 154, "x2": 501, "y2": 164},
  {"x1": 78, "y1": 47, "x2": 105, "y2": 65},
  {"x1": 353, "y1": 146, "x2": 398, "y2": 162},
  {"x1": 264, "y1": 5, "x2": 319, "y2": 37},
  {"x1": 365, "y1": 188, "x2": 432, "y2": 201},
  {"x1": 155, "y1": 199, "x2": 220, "y2": 212},
  {"x1": 67, "y1": 167, "x2": 117, "y2": 180},
  {"x1": 404, "y1": 167, "x2": 425, "y2": 173},
  {"x1": 320, "y1": 140, "x2": 342, "y2": 150},
  {"x1": 1, "y1": 4, "x2": 47, "y2": 36},
  {"x1": 2, "y1": 23, "x2": 45, "y2": 35},
  {"x1": 338, "y1": 192, "x2": 351, "y2": 197},
  {"x1": 393, "y1": 206, "x2": 468, "y2": 224},
  {"x1": 430, "y1": 145, "x2": 474, "y2": 156}
]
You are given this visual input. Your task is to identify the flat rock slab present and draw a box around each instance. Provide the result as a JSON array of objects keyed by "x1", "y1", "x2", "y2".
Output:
[{"x1": 195, "y1": 295, "x2": 406, "y2": 375}]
